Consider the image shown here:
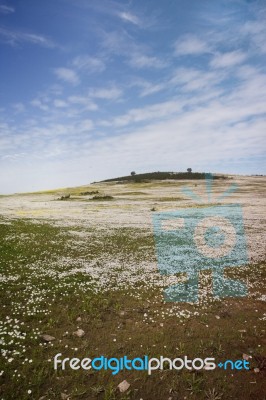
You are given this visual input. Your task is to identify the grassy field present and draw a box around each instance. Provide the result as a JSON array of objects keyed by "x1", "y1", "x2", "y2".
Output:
[{"x1": 0, "y1": 176, "x2": 265, "y2": 399}]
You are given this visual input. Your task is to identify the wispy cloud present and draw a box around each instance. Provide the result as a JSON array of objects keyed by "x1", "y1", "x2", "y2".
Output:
[
  {"x1": 100, "y1": 99, "x2": 183, "y2": 128},
  {"x1": 53, "y1": 99, "x2": 68, "y2": 108},
  {"x1": 77, "y1": 119, "x2": 94, "y2": 132},
  {"x1": 1, "y1": 0, "x2": 266, "y2": 193},
  {"x1": 241, "y1": 20, "x2": 266, "y2": 54},
  {"x1": 68, "y1": 95, "x2": 98, "y2": 111},
  {"x1": 53, "y1": 68, "x2": 80, "y2": 85},
  {"x1": 174, "y1": 35, "x2": 210, "y2": 56},
  {"x1": 89, "y1": 86, "x2": 123, "y2": 100},
  {"x1": 75, "y1": 1, "x2": 143, "y2": 27},
  {"x1": 117, "y1": 11, "x2": 140, "y2": 26},
  {"x1": 72, "y1": 55, "x2": 106, "y2": 73},
  {"x1": 101, "y1": 30, "x2": 167, "y2": 70},
  {"x1": 210, "y1": 51, "x2": 248, "y2": 68},
  {"x1": 0, "y1": 4, "x2": 14, "y2": 14},
  {"x1": 139, "y1": 82, "x2": 166, "y2": 97},
  {"x1": 30, "y1": 99, "x2": 49, "y2": 111},
  {"x1": 3, "y1": 65, "x2": 265, "y2": 191},
  {"x1": 129, "y1": 77, "x2": 168, "y2": 97},
  {"x1": 29, "y1": 90, "x2": 99, "y2": 117},
  {"x1": 170, "y1": 67, "x2": 225, "y2": 93},
  {"x1": 101, "y1": 29, "x2": 135, "y2": 55},
  {"x1": 128, "y1": 52, "x2": 167, "y2": 69},
  {"x1": 0, "y1": 27, "x2": 56, "y2": 47}
]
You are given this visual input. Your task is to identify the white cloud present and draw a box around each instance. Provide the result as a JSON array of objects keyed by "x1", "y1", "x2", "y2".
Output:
[
  {"x1": 0, "y1": 4, "x2": 15, "y2": 14},
  {"x1": 53, "y1": 99, "x2": 68, "y2": 108},
  {"x1": 72, "y1": 55, "x2": 105, "y2": 73},
  {"x1": 101, "y1": 30, "x2": 165, "y2": 70},
  {"x1": 99, "y1": 63, "x2": 266, "y2": 133},
  {"x1": 101, "y1": 30, "x2": 129, "y2": 54},
  {"x1": 100, "y1": 100, "x2": 183, "y2": 128},
  {"x1": 1, "y1": 5, "x2": 266, "y2": 193},
  {"x1": 31, "y1": 99, "x2": 49, "y2": 111},
  {"x1": 89, "y1": 87, "x2": 123, "y2": 100},
  {"x1": 0, "y1": 27, "x2": 55, "y2": 47},
  {"x1": 2, "y1": 73, "x2": 265, "y2": 192},
  {"x1": 139, "y1": 82, "x2": 166, "y2": 97},
  {"x1": 68, "y1": 95, "x2": 98, "y2": 111},
  {"x1": 241, "y1": 20, "x2": 266, "y2": 54},
  {"x1": 210, "y1": 51, "x2": 247, "y2": 68},
  {"x1": 118, "y1": 11, "x2": 140, "y2": 26},
  {"x1": 170, "y1": 67, "x2": 225, "y2": 92},
  {"x1": 22, "y1": 33, "x2": 54, "y2": 47},
  {"x1": 54, "y1": 68, "x2": 80, "y2": 85},
  {"x1": 174, "y1": 35, "x2": 210, "y2": 56},
  {"x1": 77, "y1": 119, "x2": 94, "y2": 132},
  {"x1": 128, "y1": 52, "x2": 167, "y2": 69},
  {"x1": 132, "y1": 66, "x2": 224, "y2": 97}
]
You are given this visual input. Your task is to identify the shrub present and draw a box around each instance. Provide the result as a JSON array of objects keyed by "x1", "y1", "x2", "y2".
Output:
[
  {"x1": 58, "y1": 194, "x2": 70, "y2": 200},
  {"x1": 80, "y1": 191, "x2": 99, "y2": 195},
  {"x1": 91, "y1": 195, "x2": 114, "y2": 200}
]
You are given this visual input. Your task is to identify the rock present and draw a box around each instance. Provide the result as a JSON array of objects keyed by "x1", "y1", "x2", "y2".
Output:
[
  {"x1": 117, "y1": 380, "x2": 130, "y2": 393},
  {"x1": 61, "y1": 394, "x2": 69, "y2": 400},
  {"x1": 73, "y1": 329, "x2": 85, "y2": 338},
  {"x1": 40, "y1": 334, "x2": 55, "y2": 342},
  {"x1": 76, "y1": 317, "x2": 82, "y2": 322},
  {"x1": 119, "y1": 311, "x2": 126, "y2": 317},
  {"x1": 243, "y1": 353, "x2": 252, "y2": 361},
  {"x1": 215, "y1": 315, "x2": 220, "y2": 320},
  {"x1": 254, "y1": 368, "x2": 260, "y2": 373}
]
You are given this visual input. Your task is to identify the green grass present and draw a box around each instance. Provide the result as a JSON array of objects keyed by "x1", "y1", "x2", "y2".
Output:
[{"x1": 0, "y1": 217, "x2": 265, "y2": 400}]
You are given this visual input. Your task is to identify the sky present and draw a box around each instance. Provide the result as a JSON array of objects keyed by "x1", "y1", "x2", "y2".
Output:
[{"x1": 0, "y1": 0, "x2": 266, "y2": 193}]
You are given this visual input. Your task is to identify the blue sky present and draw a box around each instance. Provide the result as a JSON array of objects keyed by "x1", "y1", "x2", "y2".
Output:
[{"x1": 0, "y1": 0, "x2": 266, "y2": 193}]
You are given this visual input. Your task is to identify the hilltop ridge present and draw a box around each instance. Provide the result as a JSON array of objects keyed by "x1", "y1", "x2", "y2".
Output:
[{"x1": 100, "y1": 171, "x2": 226, "y2": 183}]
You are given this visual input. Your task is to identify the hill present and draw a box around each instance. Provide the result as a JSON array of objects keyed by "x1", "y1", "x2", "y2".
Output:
[{"x1": 100, "y1": 171, "x2": 226, "y2": 183}]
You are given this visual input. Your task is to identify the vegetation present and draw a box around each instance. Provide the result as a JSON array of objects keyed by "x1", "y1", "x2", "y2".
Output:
[
  {"x1": 58, "y1": 194, "x2": 70, "y2": 200},
  {"x1": 101, "y1": 171, "x2": 226, "y2": 183},
  {"x1": 80, "y1": 190, "x2": 99, "y2": 195},
  {"x1": 91, "y1": 194, "x2": 114, "y2": 200},
  {"x1": 0, "y1": 218, "x2": 265, "y2": 399},
  {"x1": 0, "y1": 177, "x2": 265, "y2": 400}
]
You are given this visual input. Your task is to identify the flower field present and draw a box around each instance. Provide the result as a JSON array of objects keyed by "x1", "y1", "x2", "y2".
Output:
[{"x1": 0, "y1": 176, "x2": 265, "y2": 399}]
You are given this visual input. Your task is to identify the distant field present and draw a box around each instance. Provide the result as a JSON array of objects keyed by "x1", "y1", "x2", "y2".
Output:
[{"x1": 0, "y1": 176, "x2": 265, "y2": 400}]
